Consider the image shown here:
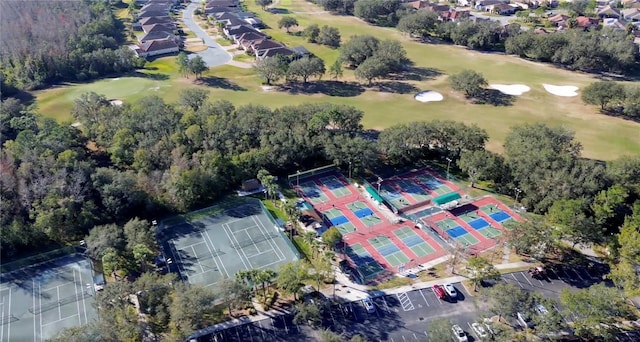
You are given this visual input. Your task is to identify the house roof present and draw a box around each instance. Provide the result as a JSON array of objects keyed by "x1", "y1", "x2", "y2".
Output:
[
  {"x1": 597, "y1": 5, "x2": 621, "y2": 16},
  {"x1": 238, "y1": 31, "x2": 270, "y2": 44},
  {"x1": 206, "y1": 0, "x2": 239, "y2": 8},
  {"x1": 576, "y1": 16, "x2": 600, "y2": 28},
  {"x1": 291, "y1": 46, "x2": 311, "y2": 56},
  {"x1": 548, "y1": 13, "x2": 569, "y2": 23},
  {"x1": 494, "y1": 3, "x2": 514, "y2": 10},
  {"x1": 406, "y1": 1, "x2": 429, "y2": 10},
  {"x1": 138, "y1": 10, "x2": 170, "y2": 18},
  {"x1": 141, "y1": 3, "x2": 171, "y2": 12},
  {"x1": 139, "y1": 16, "x2": 172, "y2": 26},
  {"x1": 142, "y1": 23, "x2": 175, "y2": 34},
  {"x1": 428, "y1": 4, "x2": 451, "y2": 12},
  {"x1": 603, "y1": 18, "x2": 626, "y2": 30},
  {"x1": 252, "y1": 39, "x2": 284, "y2": 50},
  {"x1": 258, "y1": 47, "x2": 295, "y2": 59},
  {"x1": 226, "y1": 24, "x2": 260, "y2": 37},
  {"x1": 139, "y1": 31, "x2": 177, "y2": 43},
  {"x1": 138, "y1": 38, "x2": 179, "y2": 52}
]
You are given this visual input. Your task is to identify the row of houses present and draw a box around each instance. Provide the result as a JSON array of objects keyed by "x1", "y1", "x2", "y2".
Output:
[
  {"x1": 205, "y1": 0, "x2": 309, "y2": 61},
  {"x1": 129, "y1": 0, "x2": 181, "y2": 58}
]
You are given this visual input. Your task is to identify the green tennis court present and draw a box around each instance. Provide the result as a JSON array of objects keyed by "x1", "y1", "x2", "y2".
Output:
[
  {"x1": 324, "y1": 208, "x2": 342, "y2": 219},
  {"x1": 434, "y1": 218, "x2": 480, "y2": 246},
  {"x1": 320, "y1": 175, "x2": 352, "y2": 198},
  {"x1": 396, "y1": 179, "x2": 431, "y2": 203},
  {"x1": 456, "y1": 211, "x2": 481, "y2": 223},
  {"x1": 432, "y1": 185, "x2": 454, "y2": 195},
  {"x1": 346, "y1": 201, "x2": 368, "y2": 211},
  {"x1": 345, "y1": 243, "x2": 385, "y2": 281},
  {"x1": 299, "y1": 181, "x2": 329, "y2": 204},
  {"x1": 379, "y1": 183, "x2": 411, "y2": 209},
  {"x1": 435, "y1": 218, "x2": 458, "y2": 230},
  {"x1": 368, "y1": 235, "x2": 410, "y2": 267},
  {"x1": 323, "y1": 207, "x2": 357, "y2": 234},
  {"x1": 392, "y1": 226, "x2": 436, "y2": 257},
  {"x1": 477, "y1": 225, "x2": 502, "y2": 239}
]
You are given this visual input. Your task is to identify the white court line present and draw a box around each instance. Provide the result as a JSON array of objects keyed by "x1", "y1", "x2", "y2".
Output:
[
  {"x1": 78, "y1": 268, "x2": 88, "y2": 324},
  {"x1": 1, "y1": 290, "x2": 4, "y2": 342},
  {"x1": 199, "y1": 232, "x2": 224, "y2": 279},
  {"x1": 204, "y1": 230, "x2": 229, "y2": 278},
  {"x1": 73, "y1": 270, "x2": 81, "y2": 325},
  {"x1": 222, "y1": 223, "x2": 250, "y2": 270},
  {"x1": 57, "y1": 286, "x2": 62, "y2": 320},
  {"x1": 41, "y1": 314, "x2": 79, "y2": 327},
  {"x1": 252, "y1": 216, "x2": 286, "y2": 261},
  {"x1": 231, "y1": 228, "x2": 254, "y2": 269},
  {"x1": 39, "y1": 283, "x2": 43, "y2": 342},
  {"x1": 244, "y1": 229, "x2": 263, "y2": 255},
  {"x1": 42, "y1": 281, "x2": 74, "y2": 293},
  {"x1": 190, "y1": 246, "x2": 206, "y2": 274},
  {"x1": 170, "y1": 241, "x2": 191, "y2": 283},
  {"x1": 32, "y1": 280, "x2": 36, "y2": 342}
]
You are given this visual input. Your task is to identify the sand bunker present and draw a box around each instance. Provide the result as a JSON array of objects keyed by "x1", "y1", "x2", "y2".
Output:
[
  {"x1": 489, "y1": 84, "x2": 530, "y2": 96},
  {"x1": 71, "y1": 122, "x2": 82, "y2": 127},
  {"x1": 109, "y1": 99, "x2": 123, "y2": 106},
  {"x1": 542, "y1": 84, "x2": 579, "y2": 97},
  {"x1": 414, "y1": 91, "x2": 444, "y2": 103}
]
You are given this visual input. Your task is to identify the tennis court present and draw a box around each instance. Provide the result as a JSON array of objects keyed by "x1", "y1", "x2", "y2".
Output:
[
  {"x1": 368, "y1": 235, "x2": 410, "y2": 267},
  {"x1": 298, "y1": 181, "x2": 329, "y2": 204},
  {"x1": 344, "y1": 244, "x2": 385, "y2": 282},
  {"x1": 434, "y1": 218, "x2": 480, "y2": 246},
  {"x1": 414, "y1": 173, "x2": 453, "y2": 195},
  {"x1": 158, "y1": 198, "x2": 299, "y2": 290},
  {"x1": 392, "y1": 227, "x2": 436, "y2": 257},
  {"x1": 395, "y1": 179, "x2": 431, "y2": 203},
  {"x1": 319, "y1": 175, "x2": 352, "y2": 198},
  {"x1": 323, "y1": 208, "x2": 357, "y2": 235},
  {"x1": 346, "y1": 201, "x2": 383, "y2": 228},
  {"x1": 379, "y1": 183, "x2": 412, "y2": 209},
  {"x1": 489, "y1": 211, "x2": 513, "y2": 223},
  {"x1": 0, "y1": 254, "x2": 98, "y2": 342}
]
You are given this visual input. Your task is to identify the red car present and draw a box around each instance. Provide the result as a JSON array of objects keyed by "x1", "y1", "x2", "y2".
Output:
[{"x1": 432, "y1": 284, "x2": 446, "y2": 299}]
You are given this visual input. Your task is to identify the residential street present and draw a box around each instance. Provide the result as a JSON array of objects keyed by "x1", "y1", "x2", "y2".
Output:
[{"x1": 182, "y1": 0, "x2": 231, "y2": 66}]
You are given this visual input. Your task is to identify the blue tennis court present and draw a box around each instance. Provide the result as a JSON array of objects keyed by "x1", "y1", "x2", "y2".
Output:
[
  {"x1": 468, "y1": 218, "x2": 490, "y2": 230},
  {"x1": 403, "y1": 234, "x2": 423, "y2": 248},
  {"x1": 377, "y1": 243, "x2": 399, "y2": 257},
  {"x1": 329, "y1": 215, "x2": 349, "y2": 226},
  {"x1": 354, "y1": 208, "x2": 374, "y2": 218},
  {"x1": 446, "y1": 226, "x2": 468, "y2": 238},
  {"x1": 490, "y1": 211, "x2": 512, "y2": 223}
]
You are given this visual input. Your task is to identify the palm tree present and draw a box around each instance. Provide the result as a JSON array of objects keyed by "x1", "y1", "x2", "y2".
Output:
[{"x1": 256, "y1": 269, "x2": 277, "y2": 297}]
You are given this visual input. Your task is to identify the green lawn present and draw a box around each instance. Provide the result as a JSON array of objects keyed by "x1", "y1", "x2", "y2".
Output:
[{"x1": 32, "y1": 2, "x2": 640, "y2": 160}]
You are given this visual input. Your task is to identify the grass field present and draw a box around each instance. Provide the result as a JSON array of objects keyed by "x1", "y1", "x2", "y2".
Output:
[{"x1": 32, "y1": 1, "x2": 640, "y2": 160}]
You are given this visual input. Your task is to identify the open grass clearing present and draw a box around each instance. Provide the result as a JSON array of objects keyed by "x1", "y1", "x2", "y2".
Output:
[{"x1": 32, "y1": 4, "x2": 640, "y2": 160}]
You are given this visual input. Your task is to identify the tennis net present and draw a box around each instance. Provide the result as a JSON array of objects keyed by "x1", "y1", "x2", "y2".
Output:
[{"x1": 29, "y1": 291, "x2": 92, "y2": 315}]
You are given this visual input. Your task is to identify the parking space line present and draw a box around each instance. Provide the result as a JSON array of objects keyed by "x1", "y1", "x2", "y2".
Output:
[
  {"x1": 381, "y1": 296, "x2": 391, "y2": 313},
  {"x1": 511, "y1": 274, "x2": 524, "y2": 288},
  {"x1": 258, "y1": 320, "x2": 266, "y2": 340},
  {"x1": 413, "y1": 332, "x2": 418, "y2": 341},
  {"x1": 419, "y1": 289, "x2": 430, "y2": 307},
  {"x1": 521, "y1": 272, "x2": 534, "y2": 286},
  {"x1": 397, "y1": 292, "x2": 415, "y2": 311},
  {"x1": 567, "y1": 267, "x2": 585, "y2": 282},
  {"x1": 282, "y1": 316, "x2": 288, "y2": 334},
  {"x1": 402, "y1": 335, "x2": 407, "y2": 342},
  {"x1": 424, "y1": 331, "x2": 429, "y2": 341},
  {"x1": 467, "y1": 322, "x2": 475, "y2": 339}
]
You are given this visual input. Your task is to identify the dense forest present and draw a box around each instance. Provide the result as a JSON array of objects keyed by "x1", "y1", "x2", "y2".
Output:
[{"x1": 0, "y1": 0, "x2": 142, "y2": 94}]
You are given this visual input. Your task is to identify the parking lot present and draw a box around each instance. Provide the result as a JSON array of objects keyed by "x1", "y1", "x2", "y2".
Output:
[{"x1": 203, "y1": 262, "x2": 624, "y2": 342}]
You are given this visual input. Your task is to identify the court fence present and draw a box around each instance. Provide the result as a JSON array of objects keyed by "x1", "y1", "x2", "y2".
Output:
[
  {"x1": 0, "y1": 246, "x2": 77, "y2": 274},
  {"x1": 287, "y1": 164, "x2": 336, "y2": 184},
  {"x1": 257, "y1": 200, "x2": 301, "y2": 260}
]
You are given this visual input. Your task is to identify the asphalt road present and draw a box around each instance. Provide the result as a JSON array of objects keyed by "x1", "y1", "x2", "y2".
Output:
[
  {"x1": 200, "y1": 263, "x2": 637, "y2": 342},
  {"x1": 182, "y1": 1, "x2": 231, "y2": 67}
]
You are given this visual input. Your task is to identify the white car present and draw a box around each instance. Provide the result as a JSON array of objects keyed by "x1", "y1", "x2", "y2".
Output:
[
  {"x1": 471, "y1": 322, "x2": 489, "y2": 339},
  {"x1": 535, "y1": 304, "x2": 549, "y2": 315},
  {"x1": 444, "y1": 283, "x2": 457, "y2": 298},
  {"x1": 517, "y1": 312, "x2": 534, "y2": 328},
  {"x1": 451, "y1": 324, "x2": 468, "y2": 342},
  {"x1": 362, "y1": 297, "x2": 376, "y2": 313}
]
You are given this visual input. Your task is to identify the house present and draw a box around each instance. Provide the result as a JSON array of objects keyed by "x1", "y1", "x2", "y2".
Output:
[
  {"x1": 457, "y1": 0, "x2": 472, "y2": 6},
  {"x1": 238, "y1": 32, "x2": 274, "y2": 50},
  {"x1": 205, "y1": 0, "x2": 239, "y2": 10},
  {"x1": 241, "y1": 179, "x2": 261, "y2": 192},
  {"x1": 440, "y1": 10, "x2": 470, "y2": 22},
  {"x1": 487, "y1": 3, "x2": 517, "y2": 15},
  {"x1": 597, "y1": 5, "x2": 621, "y2": 18},
  {"x1": 224, "y1": 24, "x2": 260, "y2": 40},
  {"x1": 140, "y1": 2, "x2": 172, "y2": 12},
  {"x1": 142, "y1": 23, "x2": 175, "y2": 35},
  {"x1": 291, "y1": 46, "x2": 311, "y2": 58},
  {"x1": 475, "y1": 0, "x2": 509, "y2": 10},
  {"x1": 426, "y1": 3, "x2": 450, "y2": 13},
  {"x1": 247, "y1": 38, "x2": 284, "y2": 54},
  {"x1": 137, "y1": 10, "x2": 170, "y2": 19},
  {"x1": 131, "y1": 38, "x2": 179, "y2": 58},
  {"x1": 575, "y1": 16, "x2": 600, "y2": 29},
  {"x1": 622, "y1": 8, "x2": 640, "y2": 22},
  {"x1": 548, "y1": 13, "x2": 569, "y2": 26},
  {"x1": 139, "y1": 16, "x2": 172, "y2": 26},
  {"x1": 603, "y1": 18, "x2": 627, "y2": 31},
  {"x1": 256, "y1": 47, "x2": 296, "y2": 60},
  {"x1": 138, "y1": 31, "x2": 179, "y2": 43},
  {"x1": 406, "y1": 0, "x2": 429, "y2": 10},
  {"x1": 205, "y1": 6, "x2": 238, "y2": 15}
]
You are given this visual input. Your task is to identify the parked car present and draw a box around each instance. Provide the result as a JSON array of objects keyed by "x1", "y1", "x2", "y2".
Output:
[
  {"x1": 451, "y1": 324, "x2": 468, "y2": 342},
  {"x1": 432, "y1": 284, "x2": 446, "y2": 299},
  {"x1": 362, "y1": 297, "x2": 376, "y2": 313},
  {"x1": 472, "y1": 322, "x2": 489, "y2": 339},
  {"x1": 518, "y1": 312, "x2": 534, "y2": 328},
  {"x1": 535, "y1": 304, "x2": 549, "y2": 315},
  {"x1": 444, "y1": 283, "x2": 457, "y2": 298}
]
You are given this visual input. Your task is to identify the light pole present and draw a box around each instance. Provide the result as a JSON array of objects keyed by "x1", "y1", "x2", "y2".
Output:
[
  {"x1": 446, "y1": 157, "x2": 452, "y2": 181},
  {"x1": 377, "y1": 176, "x2": 383, "y2": 193},
  {"x1": 514, "y1": 187, "x2": 521, "y2": 210},
  {"x1": 296, "y1": 170, "x2": 301, "y2": 189},
  {"x1": 348, "y1": 161, "x2": 352, "y2": 184}
]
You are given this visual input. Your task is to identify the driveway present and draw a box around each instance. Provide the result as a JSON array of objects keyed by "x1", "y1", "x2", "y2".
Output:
[{"x1": 182, "y1": 1, "x2": 231, "y2": 66}]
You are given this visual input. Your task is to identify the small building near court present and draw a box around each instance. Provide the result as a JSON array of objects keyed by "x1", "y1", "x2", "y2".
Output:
[{"x1": 241, "y1": 179, "x2": 261, "y2": 192}]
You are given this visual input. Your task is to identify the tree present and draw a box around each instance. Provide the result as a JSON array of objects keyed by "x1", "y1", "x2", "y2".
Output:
[
  {"x1": 504, "y1": 217, "x2": 556, "y2": 258},
  {"x1": 623, "y1": 86, "x2": 640, "y2": 117},
  {"x1": 254, "y1": 56, "x2": 288, "y2": 85},
  {"x1": 320, "y1": 328, "x2": 342, "y2": 342},
  {"x1": 348, "y1": 335, "x2": 367, "y2": 342},
  {"x1": 480, "y1": 282, "x2": 532, "y2": 320},
  {"x1": 85, "y1": 224, "x2": 125, "y2": 259},
  {"x1": 132, "y1": 243, "x2": 154, "y2": 272},
  {"x1": 179, "y1": 88, "x2": 209, "y2": 112},
  {"x1": 322, "y1": 227, "x2": 343, "y2": 250},
  {"x1": 304, "y1": 24, "x2": 320, "y2": 43},
  {"x1": 220, "y1": 278, "x2": 251, "y2": 317},
  {"x1": 339, "y1": 35, "x2": 380, "y2": 67},
  {"x1": 102, "y1": 247, "x2": 121, "y2": 277},
  {"x1": 123, "y1": 218, "x2": 155, "y2": 252},
  {"x1": 355, "y1": 56, "x2": 388, "y2": 85},
  {"x1": 609, "y1": 205, "x2": 640, "y2": 296},
  {"x1": 278, "y1": 16, "x2": 298, "y2": 33},
  {"x1": 257, "y1": 169, "x2": 278, "y2": 201},
  {"x1": 465, "y1": 256, "x2": 500, "y2": 291},
  {"x1": 276, "y1": 261, "x2": 307, "y2": 301},
  {"x1": 581, "y1": 81, "x2": 625, "y2": 111},
  {"x1": 169, "y1": 284, "x2": 219, "y2": 338},
  {"x1": 255, "y1": 0, "x2": 273, "y2": 10},
  {"x1": 458, "y1": 150, "x2": 505, "y2": 188},
  {"x1": 591, "y1": 184, "x2": 629, "y2": 230},
  {"x1": 255, "y1": 269, "x2": 277, "y2": 297},
  {"x1": 188, "y1": 56, "x2": 208, "y2": 79},
  {"x1": 317, "y1": 25, "x2": 341, "y2": 47},
  {"x1": 397, "y1": 10, "x2": 439, "y2": 38},
  {"x1": 546, "y1": 199, "x2": 602, "y2": 246},
  {"x1": 354, "y1": 0, "x2": 401, "y2": 26},
  {"x1": 372, "y1": 39, "x2": 409, "y2": 73},
  {"x1": 560, "y1": 283, "x2": 635, "y2": 340},
  {"x1": 293, "y1": 302, "x2": 322, "y2": 327},
  {"x1": 177, "y1": 52, "x2": 190, "y2": 78},
  {"x1": 287, "y1": 57, "x2": 326, "y2": 83},
  {"x1": 448, "y1": 69, "x2": 487, "y2": 98},
  {"x1": 427, "y1": 318, "x2": 454, "y2": 342},
  {"x1": 328, "y1": 60, "x2": 343, "y2": 80}
]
